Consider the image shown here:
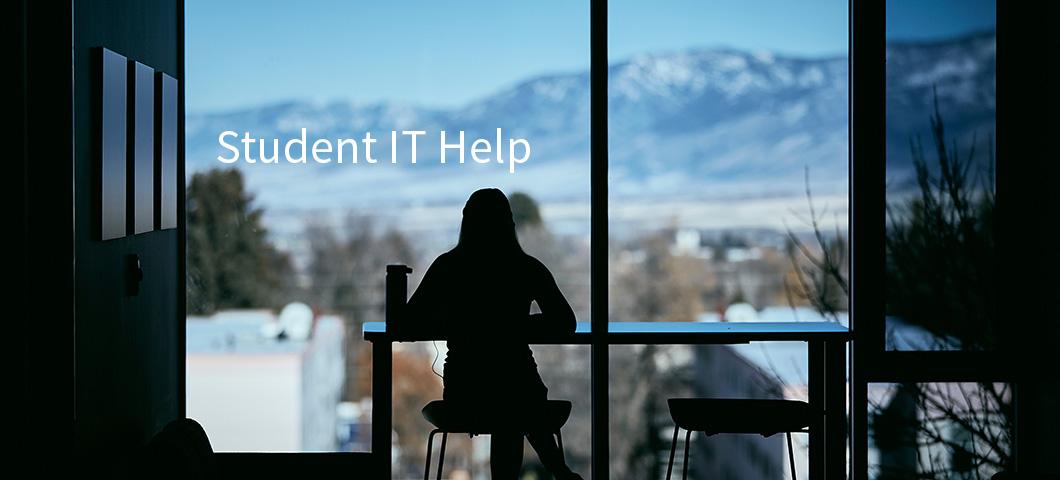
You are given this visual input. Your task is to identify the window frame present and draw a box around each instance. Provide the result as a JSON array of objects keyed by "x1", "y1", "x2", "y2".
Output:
[
  {"x1": 589, "y1": 1, "x2": 855, "y2": 478},
  {"x1": 848, "y1": 1, "x2": 1016, "y2": 478}
]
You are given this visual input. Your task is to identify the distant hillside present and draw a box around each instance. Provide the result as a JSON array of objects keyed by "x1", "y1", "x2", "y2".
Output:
[{"x1": 186, "y1": 31, "x2": 994, "y2": 215}]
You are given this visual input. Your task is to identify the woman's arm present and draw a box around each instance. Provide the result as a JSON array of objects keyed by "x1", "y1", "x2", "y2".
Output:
[
  {"x1": 404, "y1": 255, "x2": 449, "y2": 338},
  {"x1": 530, "y1": 258, "x2": 577, "y2": 335}
]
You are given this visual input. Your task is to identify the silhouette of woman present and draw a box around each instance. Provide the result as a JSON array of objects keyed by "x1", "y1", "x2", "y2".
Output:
[{"x1": 407, "y1": 188, "x2": 583, "y2": 480}]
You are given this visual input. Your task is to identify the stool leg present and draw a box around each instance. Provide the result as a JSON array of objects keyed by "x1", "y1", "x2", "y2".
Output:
[
  {"x1": 424, "y1": 430, "x2": 438, "y2": 480},
  {"x1": 681, "y1": 429, "x2": 692, "y2": 480},
  {"x1": 786, "y1": 431, "x2": 797, "y2": 480},
  {"x1": 666, "y1": 427, "x2": 679, "y2": 480},
  {"x1": 436, "y1": 432, "x2": 448, "y2": 480}
]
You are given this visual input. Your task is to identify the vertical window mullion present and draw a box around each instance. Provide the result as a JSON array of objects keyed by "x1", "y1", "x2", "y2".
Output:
[
  {"x1": 589, "y1": 0, "x2": 608, "y2": 478},
  {"x1": 850, "y1": 0, "x2": 887, "y2": 476}
]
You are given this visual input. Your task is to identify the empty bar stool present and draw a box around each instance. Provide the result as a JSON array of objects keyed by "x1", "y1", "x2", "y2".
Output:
[
  {"x1": 666, "y1": 398, "x2": 815, "y2": 480},
  {"x1": 421, "y1": 399, "x2": 572, "y2": 480}
]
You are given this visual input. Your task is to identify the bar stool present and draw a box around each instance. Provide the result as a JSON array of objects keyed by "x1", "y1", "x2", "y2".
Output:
[
  {"x1": 421, "y1": 399, "x2": 572, "y2": 480},
  {"x1": 665, "y1": 398, "x2": 814, "y2": 480}
]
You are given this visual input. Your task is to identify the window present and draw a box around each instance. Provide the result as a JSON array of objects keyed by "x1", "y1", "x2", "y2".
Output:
[
  {"x1": 608, "y1": 0, "x2": 850, "y2": 326},
  {"x1": 851, "y1": 2, "x2": 1010, "y2": 477},
  {"x1": 868, "y1": 383, "x2": 1012, "y2": 478},
  {"x1": 884, "y1": 0, "x2": 997, "y2": 351},
  {"x1": 606, "y1": 1, "x2": 848, "y2": 477},
  {"x1": 185, "y1": 1, "x2": 590, "y2": 463}
]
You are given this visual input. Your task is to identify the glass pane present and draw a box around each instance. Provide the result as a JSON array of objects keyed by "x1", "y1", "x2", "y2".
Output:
[
  {"x1": 607, "y1": 1, "x2": 848, "y2": 475},
  {"x1": 868, "y1": 382, "x2": 1013, "y2": 479},
  {"x1": 608, "y1": 0, "x2": 850, "y2": 326},
  {"x1": 884, "y1": 1, "x2": 997, "y2": 350},
  {"x1": 185, "y1": 0, "x2": 590, "y2": 463},
  {"x1": 610, "y1": 343, "x2": 810, "y2": 478}
]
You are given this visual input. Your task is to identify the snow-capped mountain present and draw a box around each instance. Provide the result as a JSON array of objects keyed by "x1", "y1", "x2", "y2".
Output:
[{"x1": 186, "y1": 31, "x2": 994, "y2": 214}]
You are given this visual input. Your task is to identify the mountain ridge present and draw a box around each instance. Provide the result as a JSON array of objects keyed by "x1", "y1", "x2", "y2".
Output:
[{"x1": 187, "y1": 31, "x2": 995, "y2": 209}]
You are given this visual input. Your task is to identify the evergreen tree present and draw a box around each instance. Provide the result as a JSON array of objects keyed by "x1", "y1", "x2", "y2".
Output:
[{"x1": 186, "y1": 168, "x2": 292, "y2": 314}]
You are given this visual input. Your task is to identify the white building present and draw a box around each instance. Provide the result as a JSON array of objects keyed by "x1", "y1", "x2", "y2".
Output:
[{"x1": 186, "y1": 306, "x2": 345, "y2": 452}]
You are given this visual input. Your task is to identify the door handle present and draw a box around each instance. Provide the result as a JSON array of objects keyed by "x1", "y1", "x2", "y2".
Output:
[{"x1": 126, "y1": 254, "x2": 143, "y2": 296}]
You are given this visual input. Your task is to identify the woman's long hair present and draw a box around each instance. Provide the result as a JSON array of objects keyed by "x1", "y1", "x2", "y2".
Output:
[{"x1": 455, "y1": 188, "x2": 524, "y2": 257}]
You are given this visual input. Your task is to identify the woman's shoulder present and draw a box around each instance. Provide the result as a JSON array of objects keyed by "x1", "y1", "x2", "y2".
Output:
[
  {"x1": 519, "y1": 253, "x2": 552, "y2": 276},
  {"x1": 435, "y1": 249, "x2": 457, "y2": 263},
  {"x1": 429, "y1": 249, "x2": 548, "y2": 276},
  {"x1": 423, "y1": 250, "x2": 458, "y2": 273}
]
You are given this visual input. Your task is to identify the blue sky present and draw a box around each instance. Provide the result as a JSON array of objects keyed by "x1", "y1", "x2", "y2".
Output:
[
  {"x1": 887, "y1": 0, "x2": 994, "y2": 41},
  {"x1": 186, "y1": 0, "x2": 992, "y2": 112}
]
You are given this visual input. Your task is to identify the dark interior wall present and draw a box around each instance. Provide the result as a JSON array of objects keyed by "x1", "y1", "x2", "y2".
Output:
[
  {"x1": 15, "y1": 0, "x2": 76, "y2": 473},
  {"x1": 71, "y1": 0, "x2": 185, "y2": 474},
  {"x1": 1000, "y1": 2, "x2": 1060, "y2": 474}
]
